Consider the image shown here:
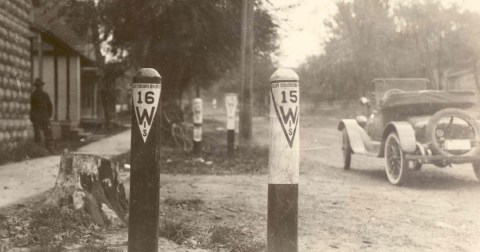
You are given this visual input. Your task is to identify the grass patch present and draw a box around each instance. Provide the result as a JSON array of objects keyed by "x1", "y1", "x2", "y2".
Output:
[
  {"x1": 201, "y1": 225, "x2": 265, "y2": 252},
  {"x1": 164, "y1": 198, "x2": 205, "y2": 211},
  {"x1": 159, "y1": 144, "x2": 268, "y2": 175},
  {"x1": 26, "y1": 244, "x2": 117, "y2": 252},
  {"x1": 0, "y1": 205, "x2": 104, "y2": 249},
  {"x1": 159, "y1": 217, "x2": 195, "y2": 245},
  {"x1": 159, "y1": 197, "x2": 266, "y2": 251},
  {"x1": 78, "y1": 243, "x2": 119, "y2": 252},
  {"x1": 158, "y1": 216, "x2": 266, "y2": 252},
  {"x1": 0, "y1": 124, "x2": 128, "y2": 166},
  {"x1": 0, "y1": 138, "x2": 95, "y2": 166},
  {"x1": 163, "y1": 117, "x2": 267, "y2": 174},
  {"x1": 0, "y1": 139, "x2": 89, "y2": 166},
  {"x1": 115, "y1": 138, "x2": 268, "y2": 175},
  {"x1": 111, "y1": 118, "x2": 268, "y2": 175},
  {"x1": 0, "y1": 141, "x2": 49, "y2": 165}
]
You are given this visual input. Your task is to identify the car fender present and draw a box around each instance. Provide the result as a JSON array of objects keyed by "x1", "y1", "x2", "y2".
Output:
[
  {"x1": 379, "y1": 122, "x2": 416, "y2": 157},
  {"x1": 338, "y1": 119, "x2": 367, "y2": 154}
]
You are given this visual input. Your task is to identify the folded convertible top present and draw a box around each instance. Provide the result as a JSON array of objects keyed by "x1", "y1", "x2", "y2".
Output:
[{"x1": 381, "y1": 90, "x2": 477, "y2": 115}]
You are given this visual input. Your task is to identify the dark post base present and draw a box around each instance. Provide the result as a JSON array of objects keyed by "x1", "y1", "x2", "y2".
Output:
[
  {"x1": 227, "y1": 130, "x2": 235, "y2": 157},
  {"x1": 193, "y1": 140, "x2": 202, "y2": 157},
  {"x1": 267, "y1": 184, "x2": 298, "y2": 252},
  {"x1": 128, "y1": 145, "x2": 159, "y2": 252}
]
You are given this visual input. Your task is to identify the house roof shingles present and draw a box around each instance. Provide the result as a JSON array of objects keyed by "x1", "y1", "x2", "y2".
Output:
[{"x1": 32, "y1": 0, "x2": 95, "y2": 63}]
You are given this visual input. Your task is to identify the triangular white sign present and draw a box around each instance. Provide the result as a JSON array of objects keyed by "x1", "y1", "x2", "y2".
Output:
[
  {"x1": 192, "y1": 98, "x2": 203, "y2": 124},
  {"x1": 225, "y1": 93, "x2": 238, "y2": 130},
  {"x1": 271, "y1": 82, "x2": 299, "y2": 148},
  {"x1": 225, "y1": 94, "x2": 238, "y2": 116},
  {"x1": 133, "y1": 83, "x2": 161, "y2": 142}
]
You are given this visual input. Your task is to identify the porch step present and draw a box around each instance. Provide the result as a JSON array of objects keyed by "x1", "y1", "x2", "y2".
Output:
[
  {"x1": 65, "y1": 127, "x2": 92, "y2": 141},
  {"x1": 79, "y1": 118, "x2": 103, "y2": 131},
  {"x1": 80, "y1": 118, "x2": 128, "y2": 131}
]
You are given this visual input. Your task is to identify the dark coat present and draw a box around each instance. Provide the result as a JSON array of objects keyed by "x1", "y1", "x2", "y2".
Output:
[{"x1": 30, "y1": 89, "x2": 53, "y2": 122}]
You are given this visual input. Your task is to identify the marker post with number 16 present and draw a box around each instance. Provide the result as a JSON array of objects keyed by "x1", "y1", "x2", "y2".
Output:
[{"x1": 128, "y1": 68, "x2": 162, "y2": 252}]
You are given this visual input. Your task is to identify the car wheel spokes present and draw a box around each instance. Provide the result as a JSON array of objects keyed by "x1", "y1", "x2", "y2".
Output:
[
  {"x1": 385, "y1": 132, "x2": 409, "y2": 185},
  {"x1": 387, "y1": 142, "x2": 401, "y2": 179}
]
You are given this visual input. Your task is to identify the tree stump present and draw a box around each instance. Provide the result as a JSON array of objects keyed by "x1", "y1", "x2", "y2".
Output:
[{"x1": 46, "y1": 150, "x2": 129, "y2": 227}]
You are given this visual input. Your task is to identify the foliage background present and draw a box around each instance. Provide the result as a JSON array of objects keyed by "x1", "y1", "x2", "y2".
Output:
[{"x1": 298, "y1": 0, "x2": 480, "y2": 102}]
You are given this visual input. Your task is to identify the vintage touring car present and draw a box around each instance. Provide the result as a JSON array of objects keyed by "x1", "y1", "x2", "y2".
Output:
[{"x1": 338, "y1": 78, "x2": 480, "y2": 185}]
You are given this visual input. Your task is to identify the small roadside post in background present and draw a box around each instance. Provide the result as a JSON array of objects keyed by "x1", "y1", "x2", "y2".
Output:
[
  {"x1": 225, "y1": 93, "x2": 238, "y2": 157},
  {"x1": 267, "y1": 68, "x2": 299, "y2": 252},
  {"x1": 192, "y1": 98, "x2": 203, "y2": 157},
  {"x1": 128, "y1": 68, "x2": 162, "y2": 252},
  {"x1": 212, "y1": 98, "x2": 217, "y2": 109}
]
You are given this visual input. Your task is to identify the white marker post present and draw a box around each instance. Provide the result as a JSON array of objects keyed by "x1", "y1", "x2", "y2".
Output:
[
  {"x1": 267, "y1": 68, "x2": 299, "y2": 252},
  {"x1": 225, "y1": 93, "x2": 238, "y2": 157},
  {"x1": 212, "y1": 98, "x2": 217, "y2": 110},
  {"x1": 192, "y1": 98, "x2": 203, "y2": 157},
  {"x1": 128, "y1": 68, "x2": 162, "y2": 252}
]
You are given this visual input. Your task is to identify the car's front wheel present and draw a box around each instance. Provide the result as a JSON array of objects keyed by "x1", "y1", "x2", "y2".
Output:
[
  {"x1": 384, "y1": 132, "x2": 409, "y2": 185},
  {"x1": 342, "y1": 129, "x2": 352, "y2": 170},
  {"x1": 473, "y1": 162, "x2": 480, "y2": 182}
]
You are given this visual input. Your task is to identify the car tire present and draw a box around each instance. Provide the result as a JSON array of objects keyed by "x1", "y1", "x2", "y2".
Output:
[
  {"x1": 473, "y1": 162, "x2": 480, "y2": 182},
  {"x1": 342, "y1": 129, "x2": 352, "y2": 170},
  {"x1": 425, "y1": 108, "x2": 480, "y2": 156},
  {"x1": 384, "y1": 132, "x2": 409, "y2": 185}
]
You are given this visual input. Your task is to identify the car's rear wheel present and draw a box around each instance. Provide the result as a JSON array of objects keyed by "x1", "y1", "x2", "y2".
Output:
[
  {"x1": 384, "y1": 132, "x2": 409, "y2": 185},
  {"x1": 425, "y1": 109, "x2": 480, "y2": 157},
  {"x1": 342, "y1": 129, "x2": 352, "y2": 170},
  {"x1": 473, "y1": 162, "x2": 480, "y2": 182}
]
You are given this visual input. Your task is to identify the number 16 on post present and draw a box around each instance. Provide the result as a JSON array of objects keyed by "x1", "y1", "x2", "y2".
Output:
[{"x1": 133, "y1": 83, "x2": 161, "y2": 143}]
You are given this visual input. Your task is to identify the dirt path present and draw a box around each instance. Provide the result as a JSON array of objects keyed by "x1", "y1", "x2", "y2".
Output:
[
  {"x1": 160, "y1": 114, "x2": 480, "y2": 251},
  {"x1": 0, "y1": 130, "x2": 131, "y2": 209}
]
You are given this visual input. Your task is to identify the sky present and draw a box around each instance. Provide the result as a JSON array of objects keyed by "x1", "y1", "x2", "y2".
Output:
[{"x1": 267, "y1": 0, "x2": 480, "y2": 68}]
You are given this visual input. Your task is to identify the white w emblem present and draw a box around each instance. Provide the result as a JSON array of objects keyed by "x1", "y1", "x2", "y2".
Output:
[{"x1": 271, "y1": 81, "x2": 299, "y2": 148}]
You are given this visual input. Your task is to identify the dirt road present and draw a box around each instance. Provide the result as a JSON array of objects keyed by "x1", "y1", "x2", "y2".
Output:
[
  {"x1": 161, "y1": 113, "x2": 480, "y2": 251},
  {"x1": 299, "y1": 115, "x2": 480, "y2": 251}
]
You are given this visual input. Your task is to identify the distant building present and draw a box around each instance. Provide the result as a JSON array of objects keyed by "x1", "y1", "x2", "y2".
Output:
[
  {"x1": 0, "y1": 0, "x2": 33, "y2": 149},
  {"x1": 444, "y1": 68, "x2": 480, "y2": 103},
  {"x1": 31, "y1": 0, "x2": 101, "y2": 139},
  {"x1": 0, "y1": 0, "x2": 133, "y2": 150}
]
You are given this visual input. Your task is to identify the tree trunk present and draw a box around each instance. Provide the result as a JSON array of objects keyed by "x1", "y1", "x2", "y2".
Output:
[
  {"x1": 89, "y1": 16, "x2": 112, "y2": 132},
  {"x1": 46, "y1": 150, "x2": 129, "y2": 227},
  {"x1": 158, "y1": 61, "x2": 192, "y2": 144},
  {"x1": 101, "y1": 84, "x2": 116, "y2": 132},
  {"x1": 239, "y1": 0, "x2": 254, "y2": 142}
]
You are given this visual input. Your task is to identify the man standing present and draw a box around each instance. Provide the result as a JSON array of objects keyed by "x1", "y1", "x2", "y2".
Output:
[{"x1": 30, "y1": 78, "x2": 54, "y2": 152}]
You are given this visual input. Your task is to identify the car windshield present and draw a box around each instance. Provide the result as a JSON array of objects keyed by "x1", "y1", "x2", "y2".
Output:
[{"x1": 372, "y1": 78, "x2": 429, "y2": 104}]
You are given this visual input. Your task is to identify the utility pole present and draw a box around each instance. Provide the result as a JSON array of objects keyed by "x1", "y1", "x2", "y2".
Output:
[{"x1": 240, "y1": 0, "x2": 254, "y2": 142}]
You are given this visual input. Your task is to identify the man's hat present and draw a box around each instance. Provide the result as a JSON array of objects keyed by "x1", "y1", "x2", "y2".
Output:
[{"x1": 34, "y1": 78, "x2": 45, "y2": 86}]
